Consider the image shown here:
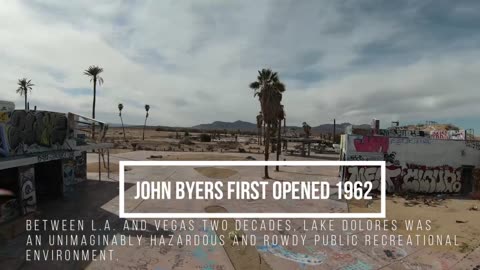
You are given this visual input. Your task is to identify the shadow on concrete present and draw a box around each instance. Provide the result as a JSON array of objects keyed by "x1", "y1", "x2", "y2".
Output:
[{"x1": 0, "y1": 179, "x2": 171, "y2": 270}]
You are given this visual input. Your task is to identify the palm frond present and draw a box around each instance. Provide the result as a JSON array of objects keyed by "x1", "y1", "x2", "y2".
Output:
[
  {"x1": 249, "y1": 81, "x2": 260, "y2": 90},
  {"x1": 84, "y1": 65, "x2": 104, "y2": 77},
  {"x1": 16, "y1": 78, "x2": 34, "y2": 95}
]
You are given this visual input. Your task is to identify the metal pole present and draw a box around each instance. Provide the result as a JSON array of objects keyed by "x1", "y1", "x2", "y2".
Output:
[
  {"x1": 98, "y1": 151, "x2": 101, "y2": 181},
  {"x1": 107, "y1": 149, "x2": 110, "y2": 179}
]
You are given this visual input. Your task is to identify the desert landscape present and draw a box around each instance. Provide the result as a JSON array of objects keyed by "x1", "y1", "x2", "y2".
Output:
[{"x1": 77, "y1": 126, "x2": 480, "y2": 270}]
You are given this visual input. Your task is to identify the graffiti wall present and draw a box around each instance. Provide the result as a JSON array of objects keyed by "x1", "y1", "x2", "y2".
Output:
[
  {"x1": 378, "y1": 128, "x2": 466, "y2": 140},
  {"x1": 344, "y1": 135, "x2": 480, "y2": 193},
  {"x1": 74, "y1": 151, "x2": 87, "y2": 181},
  {"x1": 63, "y1": 159, "x2": 76, "y2": 194},
  {"x1": 0, "y1": 110, "x2": 73, "y2": 157},
  {"x1": 18, "y1": 165, "x2": 36, "y2": 214}
]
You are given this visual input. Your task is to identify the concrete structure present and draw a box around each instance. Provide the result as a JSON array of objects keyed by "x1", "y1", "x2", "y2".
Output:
[
  {"x1": 340, "y1": 134, "x2": 480, "y2": 194},
  {"x1": 0, "y1": 108, "x2": 112, "y2": 225}
]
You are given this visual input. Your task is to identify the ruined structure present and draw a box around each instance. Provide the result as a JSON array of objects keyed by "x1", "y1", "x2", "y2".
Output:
[
  {"x1": 340, "y1": 124, "x2": 480, "y2": 195},
  {"x1": 0, "y1": 106, "x2": 111, "y2": 224}
]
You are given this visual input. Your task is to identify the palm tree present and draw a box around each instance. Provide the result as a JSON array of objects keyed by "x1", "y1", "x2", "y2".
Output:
[
  {"x1": 16, "y1": 78, "x2": 34, "y2": 110},
  {"x1": 275, "y1": 105, "x2": 285, "y2": 171},
  {"x1": 118, "y1": 103, "x2": 127, "y2": 142},
  {"x1": 249, "y1": 68, "x2": 285, "y2": 178},
  {"x1": 142, "y1": 104, "x2": 150, "y2": 140},
  {"x1": 256, "y1": 112, "x2": 263, "y2": 146},
  {"x1": 84, "y1": 65, "x2": 104, "y2": 139},
  {"x1": 302, "y1": 122, "x2": 311, "y2": 138}
]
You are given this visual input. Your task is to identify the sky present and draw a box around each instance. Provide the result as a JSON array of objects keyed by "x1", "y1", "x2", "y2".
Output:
[{"x1": 1, "y1": 0, "x2": 480, "y2": 130}]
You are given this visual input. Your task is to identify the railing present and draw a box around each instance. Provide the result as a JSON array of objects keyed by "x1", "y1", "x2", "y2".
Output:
[{"x1": 68, "y1": 113, "x2": 109, "y2": 145}]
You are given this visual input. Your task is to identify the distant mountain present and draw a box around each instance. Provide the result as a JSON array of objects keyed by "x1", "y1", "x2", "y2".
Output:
[
  {"x1": 312, "y1": 123, "x2": 349, "y2": 134},
  {"x1": 192, "y1": 120, "x2": 257, "y2": 131},
  {"x1": 191, "y1": 120, "x2": 368, "y2": 134}
]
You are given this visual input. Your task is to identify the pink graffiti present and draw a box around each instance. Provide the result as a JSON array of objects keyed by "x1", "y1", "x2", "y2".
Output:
[
  {"x1": 353, "y1": 136, "x2": 389, "y2": 153},
  {"x1": 430, "y1": 130, "x2": 448, "y2": 140}
]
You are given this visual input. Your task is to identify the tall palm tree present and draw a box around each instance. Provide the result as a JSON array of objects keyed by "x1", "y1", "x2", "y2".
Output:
[
  {"x1": 256, "y1": 112, "x2": 263, "y2": 146},
  {"x1": 118, "y1": 103, "x2": 127, "y2": 142},
  {"x1": 302, "y1": 122, "x2": 311, "y2": 138},
  {"x1": 275, "y1": 105, "x2": 285, "y2": 171},
  {"x1": 84, "y1": 65, "x2": 104, "y2": 139},
  {"x1": 249, "y1": 68, "x2": 285, "y2": 178},
  {"x1": 16, "y1": 78, "x2": 34, "y2": 110},
  {"x1": 142, "y1": 104, "x2": 150, "y2": 141}
]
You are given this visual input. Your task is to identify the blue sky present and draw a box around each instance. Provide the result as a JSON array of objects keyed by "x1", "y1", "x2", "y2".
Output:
[{"x1": 1, "y1": 0, "x2": 480, "y2": 130}]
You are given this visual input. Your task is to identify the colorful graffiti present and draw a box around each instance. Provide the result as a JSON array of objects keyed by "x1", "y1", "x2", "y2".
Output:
[
  {"x1": 379, "y1": 129, "x2": 425, "y2": 138},
  {"x1": 346, "y1": 164, "x2": 463, "y2": 193},
  {"x1": 389, "y1": 137, "x2": 431, "y2": 145},
  {"x1": 37, "y1": 151, "x2": 74, "y2": 162},
  {"x1": 75, "y1": 152, "x2": 87, "y2": 180},
  {"x1": 18, "y1": 166, "x2": 36, "y2": 214},
  {"x1": 431, "y1": 130, "x2": 465, "y2": 140},
  {"x1": 352, "y1": 136, "x2": 389, "y2": 153},
  {"x1": 401, "y1": 164, "x2": 462, "y2": 193},
  {"x1": 0, "y1": 110, "x2": 70, "y2": 157},
  {"x1": 257, "y1": 244, "x2": 327, "y2": 265},
  {"x1": 0, "y1": 123, "x2": 9, "y2": 157},
  {"x1": 63, "y1": 159, "x2": 76, "y2": 193}
]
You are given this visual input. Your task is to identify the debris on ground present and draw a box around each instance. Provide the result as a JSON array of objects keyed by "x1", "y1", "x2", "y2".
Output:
[
  {"x1": 456, "y1": 220, "x2": 468, "y2": 223},
  {"x1": 469, "y1": 206, "x2": 478, "y2": 211},
  {"x1": 400, "y1": 192, "x2": 447, "y2": 208},
  {"x1": 148, "y1": 155, "x2": 163, "y2": 159},
  {"x1": 228, "y1": 230, "x2": 243, "y2": 241},
  {"x1": 245, "y1": 156, "x2": 256, "y2": 160}
]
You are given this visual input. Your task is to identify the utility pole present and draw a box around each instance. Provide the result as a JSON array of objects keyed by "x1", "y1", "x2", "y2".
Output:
[{"x1": 333, "y1": 118, "x2": 336, "y2": 143}]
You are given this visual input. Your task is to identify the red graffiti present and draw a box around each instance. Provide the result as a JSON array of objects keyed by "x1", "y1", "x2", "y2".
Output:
[{"x1": 353, "y1": 136, "x2": 389, "y2": 153}]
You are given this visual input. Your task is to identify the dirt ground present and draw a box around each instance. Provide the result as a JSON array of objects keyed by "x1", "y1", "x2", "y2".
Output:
[
  {"x1": 194, "y1": 167, "x2": 239, "y2": 179},
  {"x1": 349, "y1": 195, "x2": 480, "y2": 254}
]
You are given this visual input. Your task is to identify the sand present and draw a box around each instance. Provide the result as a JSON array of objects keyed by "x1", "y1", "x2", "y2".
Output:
[
  {"x1": 194, "y1": 167, "x2": 238, "y2": 179},
  {"x1": 350, "y1": 196, "x2": 480, "y2": 253},
  {"x1": 87, "y1": 162, "x2": 119, "y2": 173}
]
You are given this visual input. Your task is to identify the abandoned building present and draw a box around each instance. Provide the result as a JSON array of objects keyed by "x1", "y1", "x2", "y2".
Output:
[
  {"x1": 340, "y1": 122, "x2": 480, "y2": 195},
  {"x1": 0, "y1": 105, "x2": 112, "y2": 226}
]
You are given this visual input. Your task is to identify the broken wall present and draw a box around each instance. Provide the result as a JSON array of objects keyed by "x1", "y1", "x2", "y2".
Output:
[
  {"x1": 0, "y1": 110, "x2": 74, "y2": 157},
  {"x1": 344, "y1": 135, "x2": 480, "y2": 194}
]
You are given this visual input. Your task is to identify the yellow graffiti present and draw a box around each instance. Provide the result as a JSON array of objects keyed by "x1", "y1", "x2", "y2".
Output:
[{"x1": 0, "y1": 112, "x2": 9, "y2": 123}]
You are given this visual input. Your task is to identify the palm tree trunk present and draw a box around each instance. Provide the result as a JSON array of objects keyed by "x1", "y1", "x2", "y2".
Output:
[
  {"x1": 92, "y1": 78, "x2": 97, "y2": 139},
  {"x1": 263, "y1": 123, "x2": 266, "y2": 145},
  {"x1": 276, "y1": 119, "x2": 281, "y2": 171},
  {"x1": 120, "y1": 115, "x2": 126, "y2": 141},
  {"x1": 25, "y1": 91, "x2": 28, "y2": 111},
  {"x1": 264, "y1": 123, "x2": 270, "y2": 179},
  {"x1": 142, "y1": 116, "x2": 148, "y2": 140},
  {"x1": 258, "y1": 127, "x2": 261, "y2": 146}
]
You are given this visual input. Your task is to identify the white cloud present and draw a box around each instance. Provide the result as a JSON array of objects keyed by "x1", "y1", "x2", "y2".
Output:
[{"x1": 1, "y1": 0, "x2": 479, "y2": 130}]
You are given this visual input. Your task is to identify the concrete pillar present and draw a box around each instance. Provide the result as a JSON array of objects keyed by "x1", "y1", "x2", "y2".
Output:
[
  {"x1": 18, "y1": 165, "x2": 36, "y2": 215},
  {"x1": 62, "y1": 159, "x2": 76, "y2": 194}
]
